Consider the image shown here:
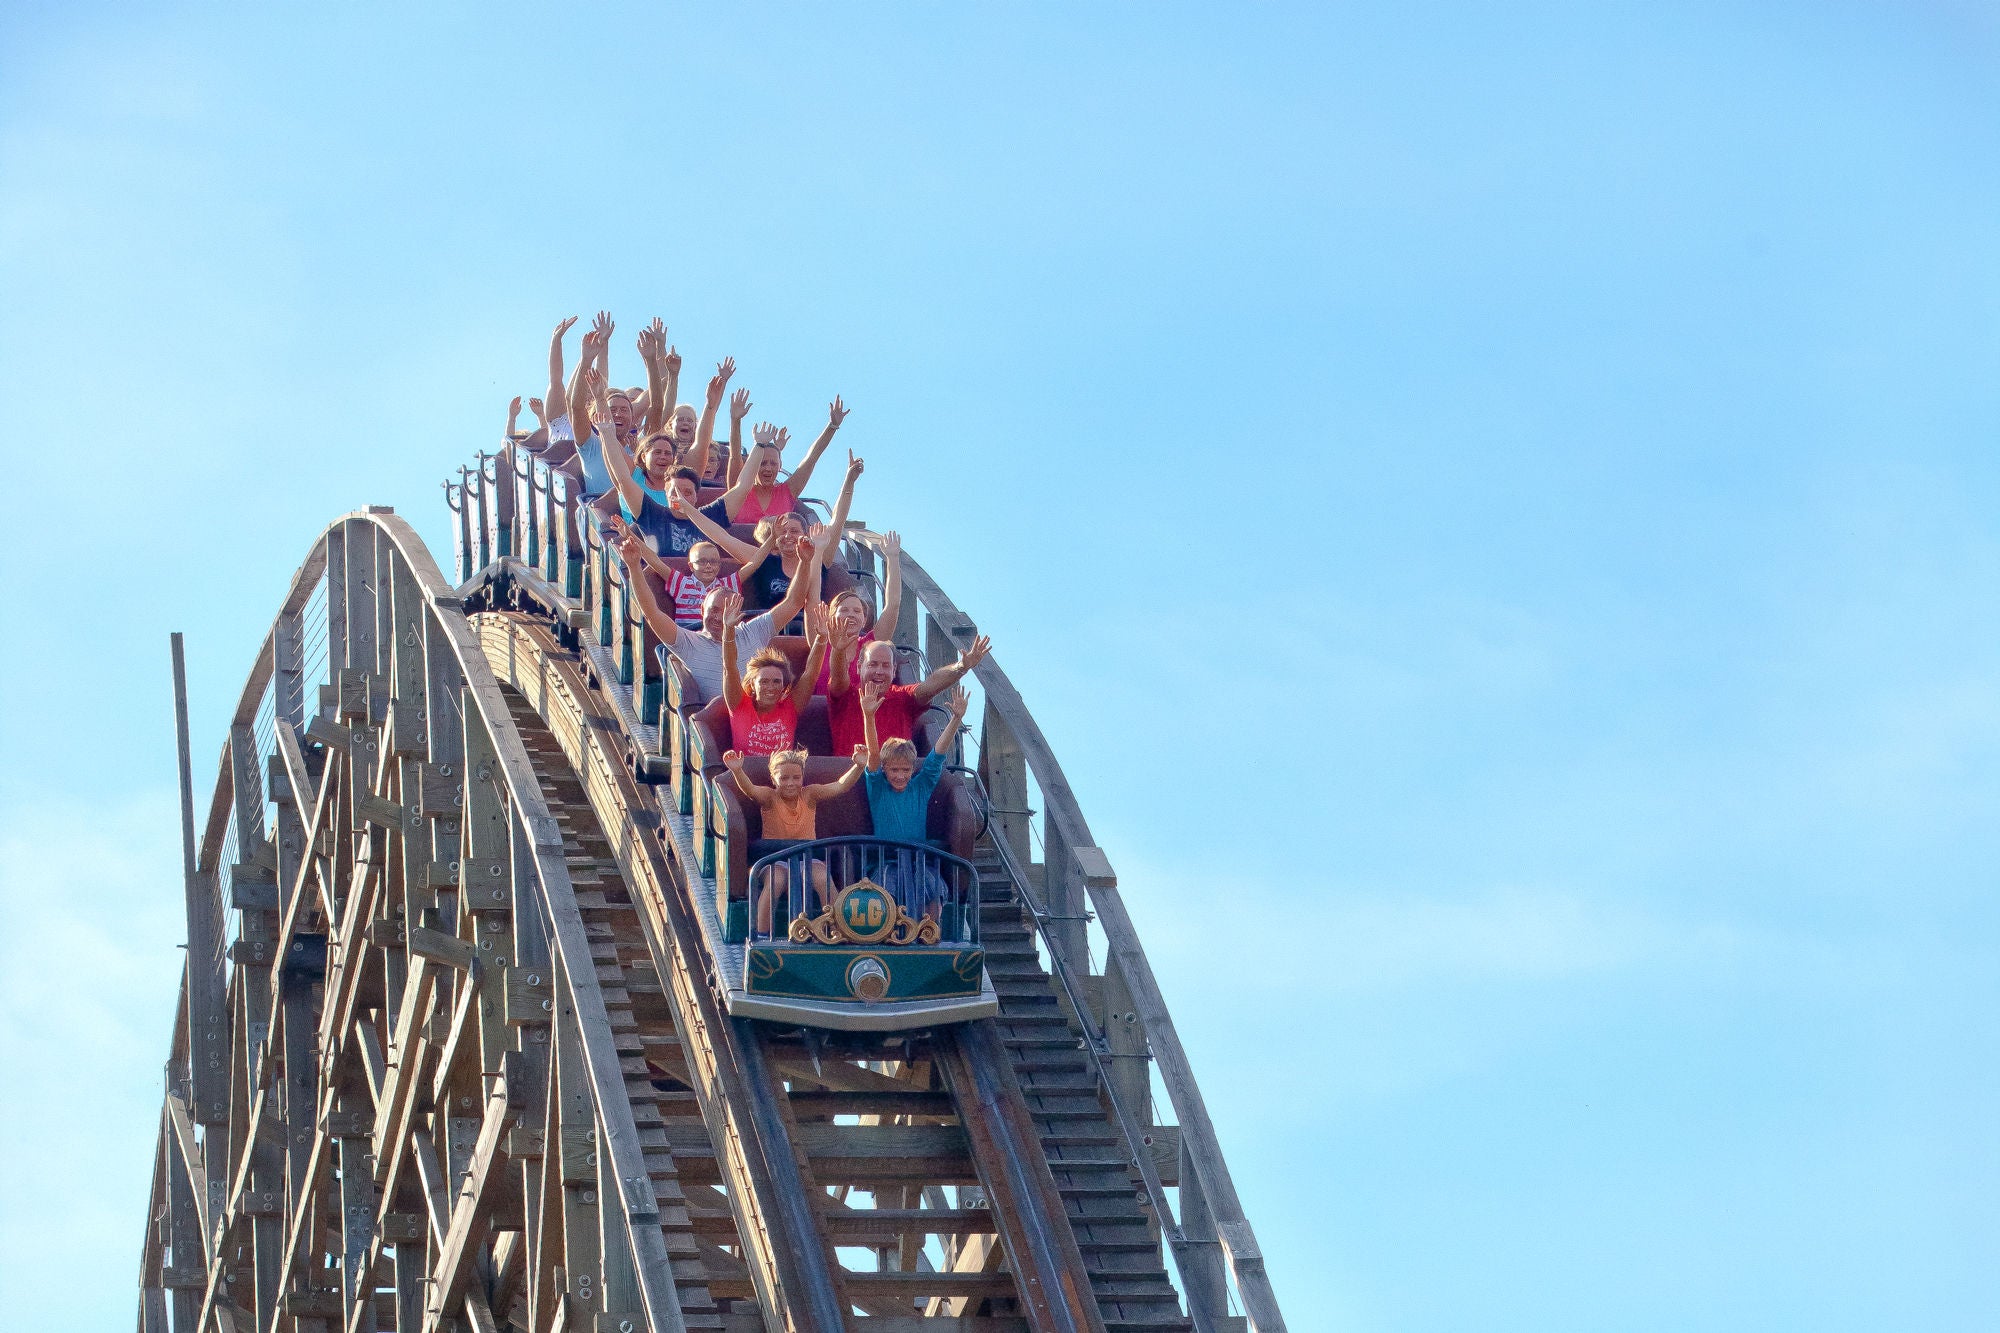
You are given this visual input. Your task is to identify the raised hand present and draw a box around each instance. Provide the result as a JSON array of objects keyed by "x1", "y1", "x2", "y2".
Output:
[
  {"x1": 584, "y1": 372, "x2": 613, "y2": 426},
  {"x1": 615, "y1": 529, "x2": 649, "y2": 568},
  {"x1": 957, "y1": 634, "x2": 992, "y2": 673},
  {"x1": 851, "y1": 743, "x2": 870, "y2": 764},
  {"x1": 803, "y1": 601, "x2": 832, "y2": 647},
  {"x1": 829, "y1": 602, "x2": 861, "y2": 649},
  {"x1": 883, "y1": 530, "x2": 901, "y2": 561},
  {"x1": 773, "y1": 425, "x2": 791, "y2": 451},
  {"x1": 717, "y1": 590, "x2": 744, "y2": 627},
  {"x1": 942, "y1": 684, "x2": 970, "y2": 719},
  {"x1": 843, "y1": 449, "x2": 864, "y2": 484},
  {"x1": 647, "y1": 315, "x2": 665, "y2": 347},
  {"x1": 507, "y1": 395, "x2": 523, "y2": 429},
  {"x1": 663, "y1": 343, "x2": 682, "y2": 377},
  {"x1": 859, "y1": 679, "x2": 884, "y2": 715},
  {"x1": 635, "y1": 326, "x2": 657, "y2": 361},
  {"x1": 552, "y1": 315, "x2": 578, "y2": 343},
  {"x1": 753, "y1": 421, "x2": 780, "y2": 449},
  {"x1": 828, "y1": 396, "x2": 849, "y2": 429},
  {"x1": 591, "y1": 310, "x2": 614, "y2": 342},
  {"x1": 527, "y1": 396, "x2": 547, "y2": 424},
  {"x1": 730, "y1": 387, "x2": 752, "y2": 422},
  {"x1": 722, "y1": 749, "x2": 746, "y2": 771}
]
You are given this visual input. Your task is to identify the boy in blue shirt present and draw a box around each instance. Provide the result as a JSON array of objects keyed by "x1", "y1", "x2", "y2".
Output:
[{"x1": 861, "y1": 682, "x2": 969, "y2": 919}]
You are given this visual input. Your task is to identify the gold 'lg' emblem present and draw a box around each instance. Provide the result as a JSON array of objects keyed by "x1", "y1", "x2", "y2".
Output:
[{"x1": 790, "y1": 879, "x2": 939, "y2": 947}]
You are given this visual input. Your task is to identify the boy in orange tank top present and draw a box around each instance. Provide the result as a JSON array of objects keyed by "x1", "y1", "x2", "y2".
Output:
[{"x1": 722, "y1": 745, "x2": 866, "y2": 935}]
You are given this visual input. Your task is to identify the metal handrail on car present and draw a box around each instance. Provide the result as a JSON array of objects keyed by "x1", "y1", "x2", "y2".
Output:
[{"x1": 746, "y1": 836, "x2": 981, "y2": 947}]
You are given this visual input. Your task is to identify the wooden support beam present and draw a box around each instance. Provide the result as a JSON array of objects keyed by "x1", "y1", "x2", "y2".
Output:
[
  {"x1": 172, "y1": 633, "x2": 233, "y2": 1128},
  {"x1": 409, "y1": 1126, "x2": 452, "y2": 1251},
  {"x1": 164, "y1": 1092, "x2": 210, "y2": 1246},
  {"x1": 424, "y1": 1080, "x2": 517, "y2": 1330}
]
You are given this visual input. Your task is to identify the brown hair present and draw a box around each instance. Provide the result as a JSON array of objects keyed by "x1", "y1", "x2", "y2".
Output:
[
  {"x1": 828, "y1": 590, "x2": 872, "y2": 630},
  {"x1": 741, "y1": 646, "x2": 793, "y2": 699}
]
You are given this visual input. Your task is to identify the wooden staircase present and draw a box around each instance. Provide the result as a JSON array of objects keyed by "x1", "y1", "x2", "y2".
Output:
[{"x1": 971, "y1": 844, "x2": 1203, "y2": 1333}]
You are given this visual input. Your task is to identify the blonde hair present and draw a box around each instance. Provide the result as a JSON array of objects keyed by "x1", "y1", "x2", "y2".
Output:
[
  {"x1": 754, "y1": 513, "x2": 804, "y2": 546},
  {"x1": 768, "y1": 748, "x2": 808, "y2": 773},
  {"x1": 879, "y1": 737, "x2": 919, "y2": 764},
  {"x1": 741, "y1": 646, "x2": 793, "y2": 698},
  {"x1": 688, "y1": 540, "x2": 720, "y2": 564}
]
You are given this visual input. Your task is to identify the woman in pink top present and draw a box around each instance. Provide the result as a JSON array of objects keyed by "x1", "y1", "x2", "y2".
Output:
[
  {"x1": 718, "y1": 396, "x2": 848, "y2": 523},
  {"x1": 815, "y1": 531, "x2": 904, "y2": 694},
  {"x1": 721, "y1": 603, "x2": 830, "y2": 755}
]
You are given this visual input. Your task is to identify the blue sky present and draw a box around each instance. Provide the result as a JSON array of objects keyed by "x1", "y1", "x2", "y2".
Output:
[{"x1": 3, "y1": 2, "x2": 1998, "y2": 1327}]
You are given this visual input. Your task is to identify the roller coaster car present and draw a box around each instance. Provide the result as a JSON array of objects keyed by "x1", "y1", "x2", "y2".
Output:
[{"x1": 696, "y1": 721, "x2": 997, "y2": 1031}]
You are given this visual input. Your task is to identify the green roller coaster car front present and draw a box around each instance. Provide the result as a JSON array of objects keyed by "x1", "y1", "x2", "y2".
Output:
[{"x1": 737, "y1": 838, "x2": 986, "y2": 1005}]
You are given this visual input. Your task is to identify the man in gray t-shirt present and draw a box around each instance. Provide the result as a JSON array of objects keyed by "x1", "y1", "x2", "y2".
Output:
[{"x1": 621, "y1": 531, "x2": 823, "y2": 704}]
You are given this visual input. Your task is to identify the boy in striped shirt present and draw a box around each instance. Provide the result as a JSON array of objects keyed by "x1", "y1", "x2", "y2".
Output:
[{"x1": 667, "y1": 540, "x2": 765, "y2": 629}]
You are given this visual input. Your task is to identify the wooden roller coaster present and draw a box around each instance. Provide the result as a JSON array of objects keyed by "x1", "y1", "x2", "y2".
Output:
[{"x1": 136, "y1": 443, "x2": 1286, "y2": 1332}]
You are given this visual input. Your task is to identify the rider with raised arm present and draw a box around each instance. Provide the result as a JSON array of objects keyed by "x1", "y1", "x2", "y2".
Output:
[
  {"x1": 860, "y1": 682, "x2": 971, "y2": 921},
  {"x1": 692, "y1": 356, "x2": 748, "y2": 486},
  {"x1": 815, "y1": 530, "x2": 903, "y2": 694},
  {"x1": 634, "y1": 317, "x2": 678, "y2": 435},
  {"x1": 722, "y1": 602, "x2": 830, "y2": 755},
  {"x1": 595, "y1": 374, "x2": 761, "y2": 562},
  {"x1": 717, "y1": 396, "x2": 848, "y2": 524},
  {"x1": 830, "y1": 630, "x2": 990, "y2": 758},
  {"x1": 675, "y1": 448, "x2": 862, "y2": 619},
  {"x1": 722, "y1": 743, "x2": 867, "y2": 934},
  {"x1": 570, "y1": 312, "x2": 636, "y2": 499},
  {"x1": 620, "y1": 533, "x2": 827, "y2": 704}
]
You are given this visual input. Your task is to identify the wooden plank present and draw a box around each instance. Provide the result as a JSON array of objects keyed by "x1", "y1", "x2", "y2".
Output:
[
  {"x1": 821, "y1": 1209, "x2": 997, "y2": 1243},
  {"x1": 426, "y1": 1079, "x2": 516, "y2": 1325},
  {"x1": 343, "y1": 517, "x2": 378, "y2": 679},
  {"x1": 409, "y1": 1122, "x2": 452, "y2": 1249},
  {"x1": 935, "y1": 1022, "x2": 1105, "y2": 1333},
  {"x1": 171, "y1": 634, "x2": 232, "y2": 1128},
  {"x1": 408, "y1": 926, "x2": 477, "y2": 973},
  {"x1": 164, "y1": 1092, "x2": 209, "y2": 1242},
  {"x1": 336, "y1": 1093, "x2": 377, "y2": 1319},
  {"x1": 853, "y1": 1271, "x2": 1016, "y2": 1301},
  {"x1": 229, "y1": 721, "x2": 268, "y2": 866},
  {"x1": 464, "y1": 1290, "x2": 500, "y2": 1333}
]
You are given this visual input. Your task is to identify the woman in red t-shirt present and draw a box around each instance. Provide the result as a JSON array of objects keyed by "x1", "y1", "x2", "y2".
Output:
[
  {"x1": 721, "y1": 602, "x2": 830, "y2": 754},
  {"x1": 815, "y1": 530, "x2": 905, "y2": 694}
]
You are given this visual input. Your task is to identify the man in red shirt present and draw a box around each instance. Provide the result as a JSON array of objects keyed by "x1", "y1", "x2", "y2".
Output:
[{"x1": 828, "y1": 634, "x2": 991, "y2": 757}]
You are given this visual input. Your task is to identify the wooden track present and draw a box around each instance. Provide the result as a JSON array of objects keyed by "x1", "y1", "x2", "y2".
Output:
[{"x1": 135, "y1": 492, "x2": 1285, "y2": 1333}]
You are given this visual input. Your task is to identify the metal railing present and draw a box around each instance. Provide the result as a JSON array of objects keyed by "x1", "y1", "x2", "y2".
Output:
[{"x1": 747, "y1": 836, "x2": 981, "y2": 948}]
